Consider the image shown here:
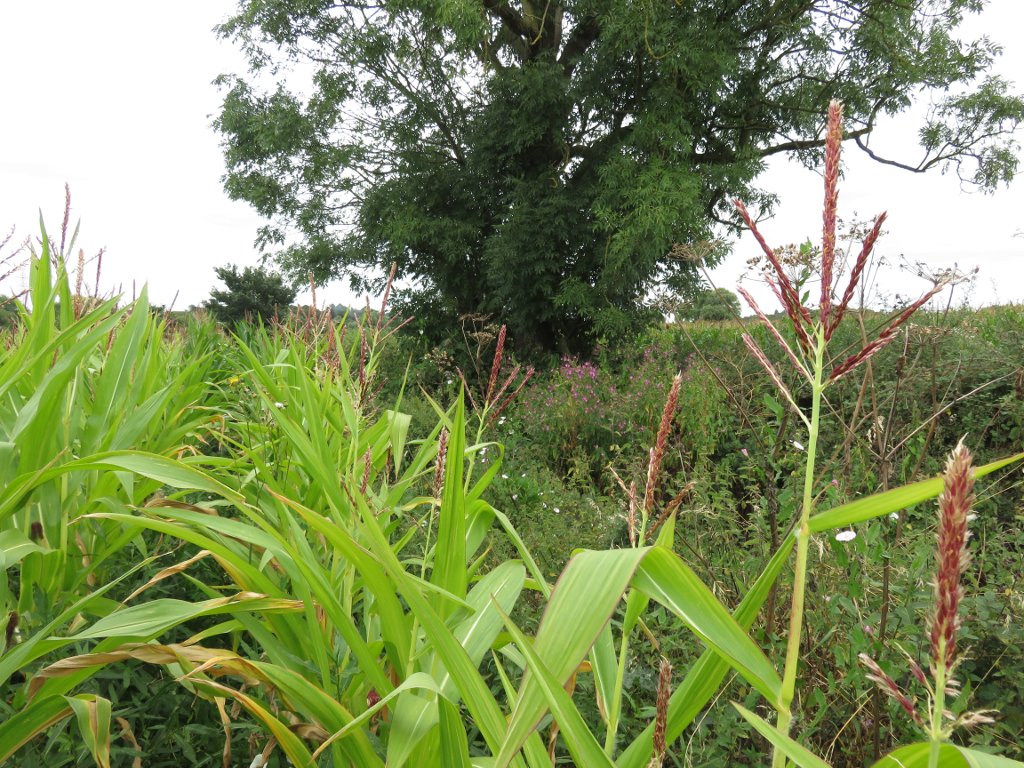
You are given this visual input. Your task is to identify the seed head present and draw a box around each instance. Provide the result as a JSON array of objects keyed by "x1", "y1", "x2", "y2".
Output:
[
  {"x1": 486, "y1": 324, "x2": 507, "y2": 406},
  {"x1": 433, "y1": 428, "x2": 449, "y2": 501},
  {"x1": 929, "y1": 441, "x2": 974, "y2": 676},
  {"x1": 859, "y1": 653, "x2": 923, "y2": 726},
  {"x1": 643, "y1": 373, "x2": 682, "y2": 514},
  {"x1": 820, "y1": 100, "x2": 843, "y2": 324},
  {"x1": 648, "y1": 657, "x2": 672, "y2": 767}
]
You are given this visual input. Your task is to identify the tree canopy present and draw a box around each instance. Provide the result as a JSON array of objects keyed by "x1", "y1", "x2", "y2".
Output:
[
  {"x1": 204, "y1": 263, "x2": 297, "y2": 327},
  {"x1": 680, "y1": 287, "x2": 741, "y2": 322},
  {"x1": 215, "y1": 0, "x2": 1023, "y2": 353}
]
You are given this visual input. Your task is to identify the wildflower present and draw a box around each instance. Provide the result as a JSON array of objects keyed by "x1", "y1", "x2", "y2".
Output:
[
  {"x1": 501, "y1": 473, "x2": 509, "y2": 480},
  {"x1": 274, "y1": 401, "x2": 286, "y2": 408},
  {"x1": 835, "y1": 530, "x2": 856, "y2": 542},
  {"x1": 740, "y1": 447, "x2": 749, "y2": 457},
  {"x1": 553, "y1": 507, "x2": 560, "y2": 514},
  {"x1": 791, "y1": 440, "x2": 805, "y2": 451}
]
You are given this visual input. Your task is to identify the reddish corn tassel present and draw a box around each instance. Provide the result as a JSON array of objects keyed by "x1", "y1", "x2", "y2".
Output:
[
  {"x1": 433, "y1": 428, "x2": 449, "y2": 501},
  {"x1": 486, "y1": 324, "x2": 507, "y2": 406},
  {"x1": 929, "y1": 441, "x2": 974, "y2": 677},
  {"x1": 648, "y1": 657, "x2": 672, "y2": 767},
  {"x1": 820, "y1": 100, "x2": 843, "y2": 326},
  {"x1": 859, "y1": 653, "x2": 923, "y2": 726},
  {"x1": 643, "y1": 374, "x2": 682, "y2": 515}
]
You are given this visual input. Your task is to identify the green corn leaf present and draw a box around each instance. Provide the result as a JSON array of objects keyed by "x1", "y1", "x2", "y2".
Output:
[
  {"x1": 867, "y1": 742, "x2": 1024, "y2": 767},
  {"x1": 733, "y1": 703, "x2": 831, "y2": 768},
  {"x1": 956, "y1": 746, "x2": 1024, "y2": 767},
  {"x1": 496, "y1": 547, "x2": 649, "y2": 766},
  {"x1": 809, "y1": 452, "x2": 1024, "y2": 533},
  {"x1": 439, "y1": 560, "x2": 525, "y2": 698},
  {"x1": 432, "y1": 393, "x2": 468, "y2": 615},
  {"x1": 309, "y1": 673, "x2": 441, "y2": 762},
  {"x1": 0, "y1": 529, "x2": 45, "y2": 569},
  {"x1": 0, "y1": 696, "x2": 72, "y2": 763},
  {"x1": 65, "y1": 693, "x2": 112, "y2": 768},
  {"x1": 589, "y1": 624, "x2": 617, "y2": 728},
  {"x1": 438, "y1": 696, "x2": 473, "y2": 768},
  {"x1": 632, "y1": 547, "x2": 782, "y2": 704},
  {"x1": 68, "y1": 593, "x2": 301, "y2": 640},
  {"x1": 869, "y1": 743, "x2": 964, "y2": 767},
  {"x1": 500, "y1": 606, "x2": 615, "y2": 768},
  {"x1": 617, "y1": 534, "x2": 795, "y2": 768},
  {"x1": 387, "y1": 691, "x2": 440, "y2": 768}
]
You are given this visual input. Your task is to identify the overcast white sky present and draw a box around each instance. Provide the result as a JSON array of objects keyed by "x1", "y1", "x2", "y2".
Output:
[{"x1": 1, "y1": 1, "x2": 1022, "y2": 312}]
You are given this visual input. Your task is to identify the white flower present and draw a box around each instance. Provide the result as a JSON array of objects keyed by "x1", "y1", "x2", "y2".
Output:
[
  {"x1": 889, "y1": 512, "x2": 899, "y2": 521},
  {"x1": 791, "y1": 440, "x2": 805, "y2": 451},
  {"x1": 553, "y1": 507, "x2": 560, "y2": 514},
  {"x1": 501, "y1": 474, "x2": 509, "y2": 479},
  {"x1": 274, "y1": 402, "x2": 285, "y2": 408},
  {"x1": 966, "y1": 513, "x2": 978, "y2": 523},
  {"x1": 835, "y1": 530, "x2": 857, "y2": 542},
  {"x1": 511, "y1": 494, "x2": 518, "y2": 501}
]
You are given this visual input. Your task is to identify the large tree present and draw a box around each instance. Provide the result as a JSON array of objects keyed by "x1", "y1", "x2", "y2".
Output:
[
  {"x1": 215, "y1": 0, "x2": 1022, "y2": 353},
  {"x1": 205, "y1": 263, "x2": 298, "y2": 327}
]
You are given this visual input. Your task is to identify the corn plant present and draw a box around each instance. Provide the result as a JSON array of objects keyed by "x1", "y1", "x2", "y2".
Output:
[
  {"x1": 5, "y1": 105, "x2": 1024, "y2": 766},
  {"x1": 18, "y1": 314, "x2": 1022, "y2": 766},
  {"x1": 0, "y1": 223, "x2": 254, "y2": 761}
]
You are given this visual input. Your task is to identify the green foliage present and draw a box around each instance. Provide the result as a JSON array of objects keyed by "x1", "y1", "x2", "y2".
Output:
[
  {"x1": 215, "y1": 0, "x2": 1022, "y2": 353},
  {"x1": 680, "y1": 287, "x2": 741, "y2": 322},
  {"x1": 5, "y1": 217, "x2": 1024, "y2": 766},
  {"x1": 203, "y1": 262, "x2": 297, "y2": 327}
]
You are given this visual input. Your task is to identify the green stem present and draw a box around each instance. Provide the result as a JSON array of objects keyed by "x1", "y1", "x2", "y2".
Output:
[
  {"x1": 928, "y1": 643, "x2": 947, "y2": 768},
  {"x1": 603, "y1": 628, "x2": 632, "y2": 756},
  {"x1": 772, "y1": 334, "x2": 825, "y2": 767}
]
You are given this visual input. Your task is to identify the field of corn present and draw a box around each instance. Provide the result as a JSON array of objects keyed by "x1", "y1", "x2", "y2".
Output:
[{"x1": 2, "y1": 110, "x2": 1024, "y2": 768}]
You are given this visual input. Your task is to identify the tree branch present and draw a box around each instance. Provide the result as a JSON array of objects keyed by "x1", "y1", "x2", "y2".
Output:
[
  {"x1": 559, "y1": 14, "x2": 600, "y2": 76},
  {"x1": 482, "y1": 0, "x2": 533, "y2": 43}
]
